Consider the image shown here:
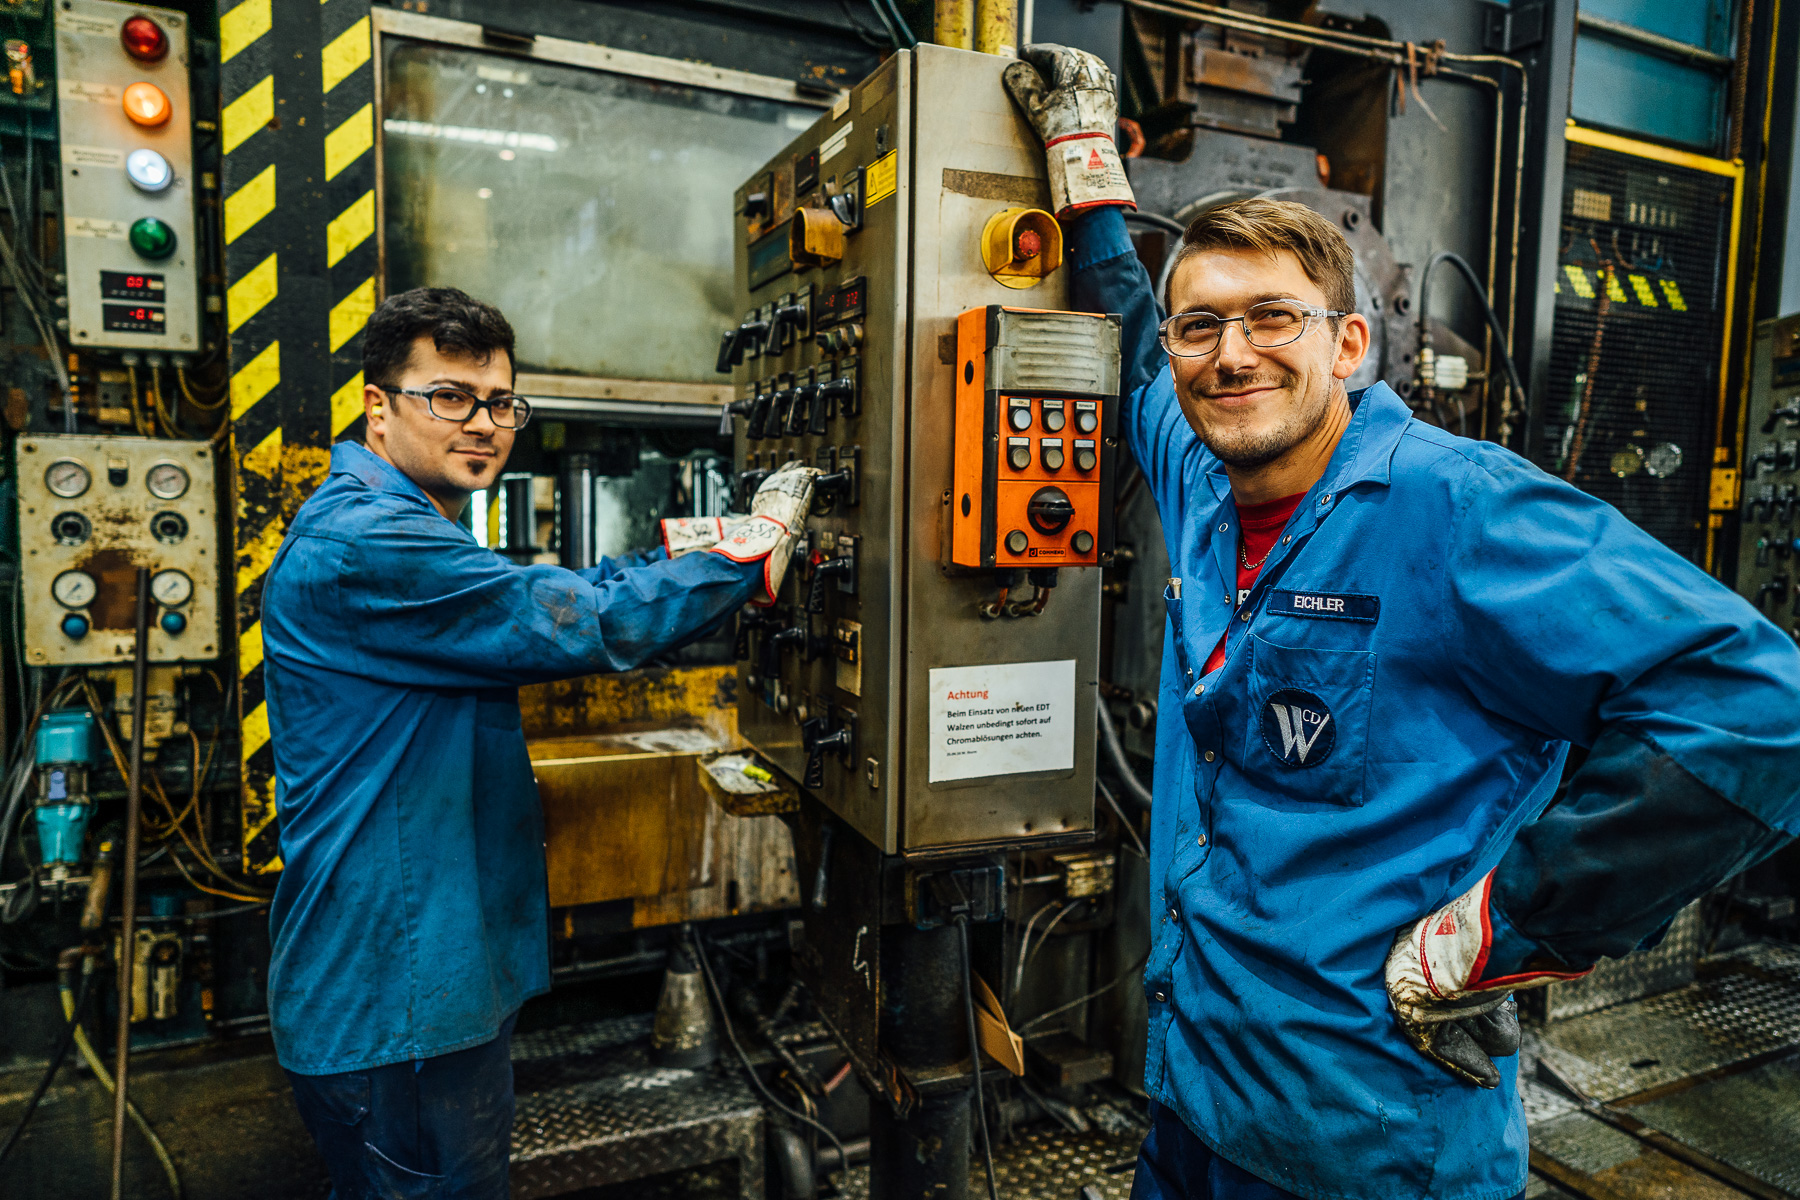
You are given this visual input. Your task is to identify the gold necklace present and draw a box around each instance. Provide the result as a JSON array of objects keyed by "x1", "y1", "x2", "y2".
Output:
[{"x1": 1240, "y1": 538, "x2": 1273, "y2": 571}]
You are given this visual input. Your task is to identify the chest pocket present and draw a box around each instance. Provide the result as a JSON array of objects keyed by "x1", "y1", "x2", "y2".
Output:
[{"x1": 1241, "y1": 632, "x2": 1373, "y2": 807}]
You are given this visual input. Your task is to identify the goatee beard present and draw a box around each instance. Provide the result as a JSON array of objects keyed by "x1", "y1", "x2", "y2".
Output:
[{"x1": 1192, "y1": 368, "x2": 1331, "y2": 469}]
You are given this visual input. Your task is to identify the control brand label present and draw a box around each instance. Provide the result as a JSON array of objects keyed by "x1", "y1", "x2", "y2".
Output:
[{"x1": 929, "y1": 659, "x2": 1075, "y2": 783}]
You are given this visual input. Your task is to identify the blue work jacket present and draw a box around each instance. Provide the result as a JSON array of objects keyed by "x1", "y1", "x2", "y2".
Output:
[
  {"x1": 1070, "y1": 208, "x2": 1800, "y2": 1200},
  {"x1": 262, "y1": 443, "x2": 759, "y2": 1074}
]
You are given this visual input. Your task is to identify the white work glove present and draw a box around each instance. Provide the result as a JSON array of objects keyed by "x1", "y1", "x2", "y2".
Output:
[
  {"x1": 707, "y1": 464, "x2": 819, "y2": 606},
  {"x1": 1003, "y1": 44, "x2": 1136, "y2": 220},
  {"x1": 660, "y1": 517, "x2": 728, "y2": 558},
  {"x1": 1385, "y1": 871, "x2": 1587, "y2": 1088}
]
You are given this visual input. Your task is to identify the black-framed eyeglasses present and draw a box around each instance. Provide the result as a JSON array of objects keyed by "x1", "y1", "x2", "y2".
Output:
[
  {"x1": 1157, "y1": 300, "x2": 1348, "y2": 359},
  {"x1": 381, "y1": 386, "x2": 532, "y2": 429}
]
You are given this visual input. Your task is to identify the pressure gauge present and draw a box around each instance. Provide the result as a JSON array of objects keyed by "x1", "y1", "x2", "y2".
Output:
[
  {"x1": 52, "y1": 570, "x2": 98, "y2": 610},
  {"x1": 1645, "y1": 442, "x2": 1684, "y2": 479},
  {"x1": 145, "y1": 461, "x2": 190, "y2": 500},
  {"x1": 150, "y1": 569, "x2": 193, "y2": 608},
  {"x1": 45, "y1": 459, "x2": 92, "y2": 498}
]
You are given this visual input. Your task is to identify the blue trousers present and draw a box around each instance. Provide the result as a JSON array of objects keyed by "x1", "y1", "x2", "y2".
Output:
[
  {"x1": 1130, "y1": 1101, "x2": 1526, "y2": 1200},
  {"x1": 286, "y1": 1011, "x2": 518, "y2": 1200}
]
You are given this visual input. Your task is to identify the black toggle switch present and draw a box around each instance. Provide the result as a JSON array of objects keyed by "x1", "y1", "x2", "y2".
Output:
[
  {"x1": 815, "y1": 375, "x2": 855, "y2": 421},
  {"x1": 1763, "y1": 399, "x2": 1800, "y2": 434},
  {"x1": 787, "y1": 382, "x2": 816, "y2": 435},
  {"x1": 737, "y1": 468, "x2": 771, "y2": 508},
  {"x1": 801, "y1": 715, "x2": 853, "y2": 789},
  {"x1": 716, "y1": 315, "x2": 771, "y2": 373},
  {"x1": 813, "y1": 467, "x2": 857, "y2": 509},
  {"x1": 768, "y1": 300, "x2": 810, "y2": 353},
  {"x1": 768, "y1": 387, "x2": 798, "y2": 434},
  {"x1": 747, "y1": 387, "x2": 776, "y2": 439},
  {"x1": 1757, "y1": 573, "x2": 1790, "y2": 611},
  {"x1": 734, "y1": 607, "x2": 777, "y2": 661},
  {"x1": 807, "y1": 554, "x2": 855, "y2": 612}
]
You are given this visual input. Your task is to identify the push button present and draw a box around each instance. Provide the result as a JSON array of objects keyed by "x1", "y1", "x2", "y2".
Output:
[
  {"x1": 1008, "y1": 398, "x2": 1033, "y2": 431},
  {"x1": 1007, "y1": 438, "x2": 1032, "y2": 471},
  {"x1": 1006, "y1": 529, "x2": 1029, "y2": 555},
  {"x1": 1074, "y1": 401, "x2": 1099, "y2": 433},
  {"x1": 1041, "y1": 400, "x2": 1066, "y2": 432},
  {"x1": 1040, "y1": 438, "x2": 1064, "y2": 472},
  {"x1": 1073, "y1": 439, "x2": 1097, "y2": 472},
  {"x1": 1071, "y1": 530, "x2": 1094, "y2": 555}
]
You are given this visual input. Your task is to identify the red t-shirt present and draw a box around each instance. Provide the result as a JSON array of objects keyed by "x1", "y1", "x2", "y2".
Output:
[{"x1": 1202, "y1": 492, "x2": 1306, "y2": 675}]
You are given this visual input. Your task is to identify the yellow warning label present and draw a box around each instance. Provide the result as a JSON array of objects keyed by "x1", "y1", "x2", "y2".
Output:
[
  {"x1": 1627, "y1": 275, "x2": 1658, "y2": 307},
  {"x1": 1660, "y1": 278, "x2": 1688, "y2": 311},
  {"x1": 865, "y1": 150, "x2": 898, "y2": 207},
  {"x1": 1561, "y1": 264, "x2": 1594, "y2": 299},
  {"x1": 1604, "y1": 271, "x2": 1628, "y2": 303}
]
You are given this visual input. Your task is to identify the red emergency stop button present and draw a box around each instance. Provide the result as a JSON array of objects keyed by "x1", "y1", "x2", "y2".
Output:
[{"x1": 121, "y1": 16, "x2": 169, "y2": 63}]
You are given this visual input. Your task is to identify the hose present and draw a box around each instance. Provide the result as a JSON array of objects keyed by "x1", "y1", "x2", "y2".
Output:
[
  {"x1": 954, "y1": 915, "x2": 1001, "y2": 1200},
  {"x1": 1096, "y1": 701, "x2": 1153, "y2": 812},
  {"x1": 878, "y1": 0, "x2": 918, "y2": 47},
  {"x1": 1418, "y1": 250, "x2": 1531, "y2": 420},
  {"x1": 0, "y1": 951, "x2": 94, "y2": 1166},
  {"x1": 59, "y1": 972, "x2": 182, "y2": 1197}
]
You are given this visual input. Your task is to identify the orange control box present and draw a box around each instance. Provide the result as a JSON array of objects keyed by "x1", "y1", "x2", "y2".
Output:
[{"x1": 951, "y1": 306, "x2": 1120, "y2": 569}]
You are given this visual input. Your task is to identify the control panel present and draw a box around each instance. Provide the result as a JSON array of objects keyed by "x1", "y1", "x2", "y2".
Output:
[
  {"x1": 952, "y1": 306, "x2": 1119, "y2": 569},
  {"x1": 55, "y1": 0, "x2": 199, "y2": 352},
  {"x1": 724, "y1": 45, "x2": 1111, "y2": 857},
  {"x1": 1738, "y1": 314, "x2": 1800, "y2": 636},
  {"x1": 17, "y1": 435, "x2": 219, "y2": 665}
]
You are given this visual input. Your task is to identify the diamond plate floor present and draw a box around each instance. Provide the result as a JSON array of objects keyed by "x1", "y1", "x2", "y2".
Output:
[{"x1": 834, "y1": 1125, "x2": 1144, "y2": 1200}]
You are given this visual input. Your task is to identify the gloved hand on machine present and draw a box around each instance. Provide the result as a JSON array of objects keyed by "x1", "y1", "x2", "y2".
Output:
[
  {"x1": 660, "y1": 462, "x2": 820, "y2": 606},
  {"x1": 1002, "y1": 43, "x2": 1136, "y2": 219},
  {"x1": 1385, "y1": 871, "x2": 1588, "y2": 1088}
]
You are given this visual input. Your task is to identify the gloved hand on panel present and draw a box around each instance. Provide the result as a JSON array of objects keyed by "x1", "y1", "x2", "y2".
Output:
[
  {"x1": 1384, "y1": 871, "x2": 1587, "y2": 1088},
  {"x1": 660, "y1": 517, "x2": 730, "y2": 558},
  {"x1": 707, "y1": 464, "x2": 819, "y2": 606},
  {"x1": 1002, "y1": 44, "x2": 1136, "y2": 220}
]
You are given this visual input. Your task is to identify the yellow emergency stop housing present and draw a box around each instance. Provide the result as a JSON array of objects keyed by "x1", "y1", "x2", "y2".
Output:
[
  {"x1": 791, "y1": 206, "x2": 846, "y2": 268},
  {"x1": 980, "y1": 207, "x2": 1062, "y2": 289}
]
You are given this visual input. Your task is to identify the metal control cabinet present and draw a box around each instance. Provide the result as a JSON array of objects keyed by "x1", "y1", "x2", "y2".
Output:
[
  {"x1": 17, "y1": 435, "x2": 220, "y2": 665},
  {"x1": 726, "y1": 45, "x2": 1109, "y2": 855},
  {"x1": 55, "y1": 0, "x2": 200, "y2": 352},
  {"x1": 1736, "y1": 314, "x2": 1800, "y2": 632}
]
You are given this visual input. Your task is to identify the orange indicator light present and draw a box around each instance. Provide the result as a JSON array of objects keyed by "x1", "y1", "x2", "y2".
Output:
[{"x1": 122, "y1": 81, "x2": 171, "y2": 127}]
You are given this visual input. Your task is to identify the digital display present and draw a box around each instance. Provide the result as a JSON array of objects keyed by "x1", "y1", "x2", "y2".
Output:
[
  {"x1": 819, "y1": 276, "x2": 866, "y2": 325},
  {"x1": 100, "y1": 270, "x2": 166, "y2": 302},
  {"x1": 748, "y1": 226, "x2": 792, "y2": 290},
  {"x1": 103, "y1": 303, "x2": 167, "y2": 333}
]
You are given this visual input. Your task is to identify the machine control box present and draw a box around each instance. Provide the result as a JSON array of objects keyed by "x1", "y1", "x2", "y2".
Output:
[
  {"x1": 726, "y1": 46, "x2": 1110, "y2": 857},
  {"x1": 952, "y1": 306, "x2": 1120, "y2": 568},
  {"x1": 17, "y1": 435, "x2": 219, "y2": 665},
  {"x1": 1737, "y1": 314, "x2": 1800, "y2": 632},
  {"x1": 55, "y1": 0, "x2": 200, "y2": 352}
]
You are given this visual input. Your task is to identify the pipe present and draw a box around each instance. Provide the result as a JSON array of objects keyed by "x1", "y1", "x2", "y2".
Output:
[
  {"x1": 110, "y1": 568, "x2": 151, "y2": 1200},
  {"x1": 1096, "y1": 700, "x2": 1153, "y2": 811},
  {"x1": 935, "y1": 0, "x2": 973, "y2": 49},
  {"x1": 62, "y1": 967, "x2": 182, "y2": 1197},
  {"x1": 974, "y1": 0, "x2": 1016, "y2": 56},
  {"x1": 1576, "y1": 12, "x2": 1735, "y2": 70}
]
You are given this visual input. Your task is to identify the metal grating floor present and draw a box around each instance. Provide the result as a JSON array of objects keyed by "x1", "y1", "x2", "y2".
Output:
[{"x1": 835, "y1": 1125, "x2": 1143, "y2": 1200}]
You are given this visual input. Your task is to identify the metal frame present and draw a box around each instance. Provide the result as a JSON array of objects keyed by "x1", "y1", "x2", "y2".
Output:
[{"x1": 369, "y1": 8, "x2": 839, "y2": 422}]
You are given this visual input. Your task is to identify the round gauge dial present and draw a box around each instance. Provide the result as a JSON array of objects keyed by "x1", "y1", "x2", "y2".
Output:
[
  {"x1": 145, "y1": 461, "x2": 190, "y2": 500},
  {"x1": 150, "y1": 569, "x2": 193, "y2": 608},
  {"x1": 45, "y1": 459, "x2": 91, "y2": 498},
  {"x1": 1645, "y1": 442, "x2": 1684, "y2": 479},
  {"x1": 52, "y1": 570, "x2": 97, "y2": 609}
]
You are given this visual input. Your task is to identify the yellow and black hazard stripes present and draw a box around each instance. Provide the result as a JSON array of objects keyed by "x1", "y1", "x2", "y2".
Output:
[{"x1": 220, "y1": 0, "x2": 377, "y2": 874}]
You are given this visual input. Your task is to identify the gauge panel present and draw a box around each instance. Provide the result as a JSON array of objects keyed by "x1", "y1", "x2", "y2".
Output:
[
  {"x1": 52, "y1": 570, "x2": 98, "y2": 609},
  {"x1": 46, "y1": 460, "x2": 92, "y2": 498},
  {"x1": 145, "y1": 461, "x2": 189, "y2": 499},
  {"x1": 150, "y1": 569, "x2": 192, "y2": 607}
]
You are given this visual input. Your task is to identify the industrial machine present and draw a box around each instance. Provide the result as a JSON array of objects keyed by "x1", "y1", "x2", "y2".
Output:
[{"x1": 1737, "y1": 313, "x2": 1800, "y2": 636}]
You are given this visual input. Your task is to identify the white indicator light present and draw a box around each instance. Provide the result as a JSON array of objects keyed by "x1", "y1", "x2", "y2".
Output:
[{"x1": 126, "y1": 148, "x2": 172, "y2": 193}]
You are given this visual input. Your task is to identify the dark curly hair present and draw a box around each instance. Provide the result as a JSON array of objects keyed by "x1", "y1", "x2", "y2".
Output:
[{"x1": 362, "y1": 286, "x2": 516, "y2": 389}]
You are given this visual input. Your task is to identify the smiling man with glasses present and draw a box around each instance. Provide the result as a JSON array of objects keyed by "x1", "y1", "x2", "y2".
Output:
[
  {"x1": 1007, "y1": 44, "x2": 1800, "y2": 1200},
  {"x1": 258, "y1": 286, "x2": 814, "y2": 1197}
]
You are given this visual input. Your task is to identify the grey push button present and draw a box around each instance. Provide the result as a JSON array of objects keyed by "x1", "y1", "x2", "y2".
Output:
[
  {"x1": 1008, "y1": 397, "x2": 1034, "y2": 431},
  {"x1": 1007, "y1": 437, "x2": 1032, "y2": 471},
  {"x1": 1073, "y1": 438, "x2": 1097, "y2": 472},
  {"x1": 1041, "y1": 398, "x2": 1066, "y2": 432},
  {"x1": 1074, "y1": 400, "x2": 1099, "y2": 433},
  {"x1": 1006, "y1": 529, "x2": 1029, "y2": 554},
  {"x1": 1071, "y1": 530, "x2": 1094, "y2": 554},
  {"x1": 1040, "y1": 438, "x2": 1064, "y2": 472}
]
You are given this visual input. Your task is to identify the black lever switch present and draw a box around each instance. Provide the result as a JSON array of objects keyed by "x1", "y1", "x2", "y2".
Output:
[
  {"x1": 801, "y1": 716, "x2": 853, "y2": 789},
  {"x1": 807, "y1": 554, "x2": 854, "y2": 613}
]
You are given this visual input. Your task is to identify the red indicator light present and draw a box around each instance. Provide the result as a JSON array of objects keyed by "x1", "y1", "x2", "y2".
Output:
[{"x1": 121, "y1": 16, "x2": 169, "y2": 63}]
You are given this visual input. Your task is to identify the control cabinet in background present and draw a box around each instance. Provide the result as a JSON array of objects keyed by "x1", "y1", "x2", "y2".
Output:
[
  {"x1": 723, "y1": 45, "x2": 1116, "y2": 856},
  {"x1": 1738, "y1": 314, "x2": 1800, "y2": 635},
  {"x1": 55, "y1": 0, "x2": 200, "y2": 352}
]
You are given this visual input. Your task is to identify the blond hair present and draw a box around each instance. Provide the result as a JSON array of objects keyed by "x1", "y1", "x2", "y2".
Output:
[{"x1": 1172, "y1": 198, "x2": 1357, "y2": 316}]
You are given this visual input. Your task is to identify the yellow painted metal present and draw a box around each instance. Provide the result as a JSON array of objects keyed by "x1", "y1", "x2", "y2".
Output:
[
  {"x1": 1563, "y1": 121, "x2": 1741, "y2": 177},
  {"x1": 974, "y1": 0, "x2": 1017, "y2": 56},
  {"x1": 935, "y1": 0, "x2": 974, "y2": 48},
  {"x1": 518, "y1": 664, "x2": 737, "y2": 740}
]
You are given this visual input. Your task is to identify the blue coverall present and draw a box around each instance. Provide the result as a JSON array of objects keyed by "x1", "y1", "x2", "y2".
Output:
[
  {"x1": 1068, "y1": 207, "x2": 1800, "y2": 1200},
  {"x1": 261, "y1": 442, "x2": 760, "y2": 1192}
]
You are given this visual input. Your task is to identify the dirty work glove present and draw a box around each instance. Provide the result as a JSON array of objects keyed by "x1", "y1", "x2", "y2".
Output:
[
  {"x1": 660, "y1": 517, "x2": 729, "y2": 557},
  {"x1": 1385, "y1": 871, "x2": 1587, "y2": 1088},
  {"x1": 707, "y1": 464, "x2": 819, "y2": 606},
  {"x1": 1003, "y1": 43, "x2": 1136, "y2": 220}
]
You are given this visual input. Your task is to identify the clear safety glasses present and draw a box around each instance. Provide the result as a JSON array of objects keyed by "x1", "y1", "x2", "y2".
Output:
[{"x1": 1157, "y1": 299, "x2": 1347, "y2": 359}]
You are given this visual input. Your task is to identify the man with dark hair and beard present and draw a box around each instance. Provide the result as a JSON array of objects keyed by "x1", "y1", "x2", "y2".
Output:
[{"x1": 1006, "y1": 46, "x2": 1800, "y2": 1200}]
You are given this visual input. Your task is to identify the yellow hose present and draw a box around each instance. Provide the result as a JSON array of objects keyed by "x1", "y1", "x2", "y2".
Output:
[{"x1": 60, "y1": 979, "x2": 183, "y2": 1198}]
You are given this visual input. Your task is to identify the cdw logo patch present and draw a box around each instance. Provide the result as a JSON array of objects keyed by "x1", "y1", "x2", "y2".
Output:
[{"x1": 1260, "y1": 688, "x2": 1335, "y2": 767}]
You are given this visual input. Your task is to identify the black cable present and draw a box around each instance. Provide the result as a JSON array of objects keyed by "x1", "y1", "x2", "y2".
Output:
[
  {"x1": 863, "y1": 0, "x2": 900, "y2": 45},
  {"x1": 691, "y1": 927, "x2": 850, "y2": 1177},
  {"x1": 0, "y1": 961, "x2": 93, "y2": 1166},
  {"x1": 1418, "y1": 250, "x2": 1531, "y2": 421},
  {"x1": 877, "y1": 0, "x2": 918, "y2": 47},
  {"x1": 836, "y1": 0, "x2": 889, "y2": 46},
  {"x1": 954, "y1": 915, "x2": 1001, "y2": 1200}
]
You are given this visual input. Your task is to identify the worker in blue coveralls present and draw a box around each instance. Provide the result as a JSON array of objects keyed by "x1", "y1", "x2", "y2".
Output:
[
  {"x1": 260, "y1": 286, "x2": 815, "y2": 1198},
  {"x1": 1007, "y1": 47, "x2": 1800, "y2": 1200}
]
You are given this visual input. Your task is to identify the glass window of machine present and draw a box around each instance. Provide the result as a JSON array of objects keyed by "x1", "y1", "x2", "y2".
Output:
[{"x1": 380, "y1": 39, "x2": 818, "y2": 382}]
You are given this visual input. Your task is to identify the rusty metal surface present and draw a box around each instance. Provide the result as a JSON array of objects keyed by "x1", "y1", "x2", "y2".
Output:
[
  {"x1": 519, "y1": 665, "x2": 738, "y2": 741},
  {"x1": 510, "y1": 1015, "x2": 764, "y2": 1200}
]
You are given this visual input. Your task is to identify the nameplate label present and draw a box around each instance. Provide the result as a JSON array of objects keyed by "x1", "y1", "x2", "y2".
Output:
[{"x1": 1266, "y1": 590, "x2": 1379, "y2": 622}]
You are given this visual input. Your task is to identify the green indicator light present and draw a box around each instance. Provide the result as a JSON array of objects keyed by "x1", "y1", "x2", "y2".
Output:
[{"x1": 128, "y1": 217, "x2": 177, "y2": 260}]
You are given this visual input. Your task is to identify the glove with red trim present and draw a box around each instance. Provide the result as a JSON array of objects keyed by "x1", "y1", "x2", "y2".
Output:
[
  {"x1": 1385, "y1": 871, "x2": 1588, "y2": 1088},
  {"x1": 660, "y1": 517, "x2": 728, "y2": 558},
  {"x1": 707, "y1": 464, "x2": 818, "y2": 606},
  {"x1": 1003, "y1": 44, "x2": 1136, "y2": 220}
]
